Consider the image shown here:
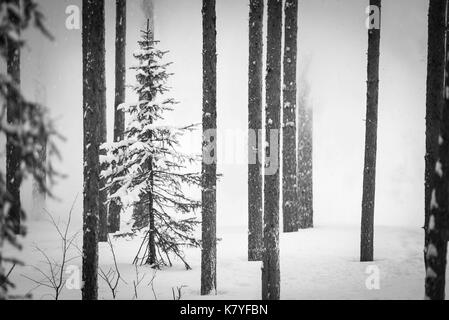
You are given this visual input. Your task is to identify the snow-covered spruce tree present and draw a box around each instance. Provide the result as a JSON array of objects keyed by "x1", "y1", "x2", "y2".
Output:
[
  {"x1": 0, "y1": 0, "x2": 57, "y2": 299},
  {"x1": 102, "y1": 23, "x2": 201, "y2": 270}
]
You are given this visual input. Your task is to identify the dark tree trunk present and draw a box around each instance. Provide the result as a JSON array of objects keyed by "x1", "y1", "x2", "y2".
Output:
[
  {"x1": 108, "y1": 0, "x2": 127, "y2": 233},
  {"x1": 424, "y1": 0, "x2": 447, "y2": 271},
  {"x1": 201, "y1": 0, "x2": 217, "y2": 296},
  {"x1": 248, "y1": 0, "x2": 264, "y2": 262},
  {"x1": 298, "y1": 106, "x2": 313, "y2": 229},
  {"x1": 98, "y1": 37, "x2": 108, "y2": 243},
  {"x1": 6, "y1": 0, "x2": 21, "y2": 235},
  {"x1": 262, "y1": 0, "x2": 282, "y2": 301},
  {"x1": 282, "y1": 0, "x2": 299, "y2": 233},
  {"x1": 82, "y1": 0, "x2": 105, "y2": 300},
  {"x1": 424, "y1": 0, "x2": 449, "y2": 301},
  {"x1": 360, "y1": 0, "x2": 381, "y2": 262}
]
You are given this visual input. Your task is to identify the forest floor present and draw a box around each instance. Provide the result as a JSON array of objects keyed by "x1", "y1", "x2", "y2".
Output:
[{"x1": 8, "y1": 221, "x2": 445, "y2": 300}]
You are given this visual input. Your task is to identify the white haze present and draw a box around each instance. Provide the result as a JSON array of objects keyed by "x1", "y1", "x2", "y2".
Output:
[{"x1": 4, "y1": 0, "x2": 428, "y2": 233}]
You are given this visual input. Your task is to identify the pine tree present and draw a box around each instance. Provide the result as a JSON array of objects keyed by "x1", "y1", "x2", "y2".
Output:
[
  {"x1": 248, "y1": 0, "x2": 264, "y2": 262},
  {"x1": 424, "y1": 0, "x2": 447, "y2": 270},
  {"x1": 262, "y1": 0, "x2": 282, "y2": 301},
  {"x1": 360, "y1": 0, "x2": 381, "y2": 262},
  {"x1": 6, "y1": 0, "x2": 21, "y2": 235},
  {"x1": 424, "y1": 0, "x2": 449, "y2": 301},
  {"x1": 82, "y1": 0, "x2": 105, "y2": 300},
  {"x1": 282, "y1": 0, "x2": 299, "y2": 233},
  {"x1": 108, "y1": 0, "x2": 127, "y2": 233},
  {"x1": 201, "y1": 0, "x2": 218, "y2": 296},
  {"x1": 133, "y1": 0, "x2": 154, "y2": 232},
  {"x1": 131, "y1": 17, "x2": 156, "y2": 265},
  {"x1": 102, "y1": 23, "x2": 201, "y2": 270},
  {"x1": 0, "y1": 0, "x2": 56, "y2": 300}
]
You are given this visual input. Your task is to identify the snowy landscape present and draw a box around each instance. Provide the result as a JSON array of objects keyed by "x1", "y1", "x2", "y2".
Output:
[
  {"x1": 9, "y1": 222, "x2": 435, "y2": 300},
  {"x1": 1, "y1": 0, "x2": 449, "y2": 302}
]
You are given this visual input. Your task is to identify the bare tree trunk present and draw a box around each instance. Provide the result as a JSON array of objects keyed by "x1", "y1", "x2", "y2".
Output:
[
  {"x1": 262, "y1": 0, "x2": 282, "y2": 301},
  {"x1": 108, "y1": 0, "x2": 127, "y2": 233},
  {"x1": 82, "y1": 0, "x2": 105, "y2": 300},
  {"x1": 425, "y1": 0, "x2": 449, "y2": 301},
  {"x1": 94, "y1": 0, "x2": 108, "y2": 243},
  {"x1": 201, "y1": 0, "x2": 217, "y2": 296},
  {"x1": 6, "y1": 0, "x2": 21, "y2": 235},
  {"x1": 360, "y1": 0, "x2": 381, "y2": 262},
  {"x1": 248, "y1": 0, "x2": 264, "y2": 262},
  {"x1": 282, "y1": 0, "x2": 299, "y2": 233},
  {"x1": 424, "y1": 0, "x2": 447, "y2": 271},
  {"x1": 298, "y1": 106, "x2": 313, "y2": 229}
]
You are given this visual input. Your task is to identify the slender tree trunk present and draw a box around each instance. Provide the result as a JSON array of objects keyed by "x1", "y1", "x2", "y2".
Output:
[
  {"x1": 424, "y1": 0, "x2": 447, "y2": 271},
  {"x1": 360, "y1": 0, "x2": 381, "y2": 262},
  {"x1": 82, "y1": 0, "x2": 105, "y2": 300},
  {"x1": 282, "y1": 0, "x2": 299, "y2": 233},
  {"x1": 425, "y1": 0, "x2": 449, "y2": 301},
  {"x1": 6, "y1": 0, "x2": 21, "y2": 235},
  {"x1": 108, "y1": 0, "x2": 127, "y2": 233},
  {"x1": 98, "y1": 20, "x2": 108, "y2": 243},
  {"x1": 298, "y1": 105, "x2": 313, "y2": 229},
  {"x1": 262, "y1": 0, "x2": 282, "y2": 301},
  {"x1": 248, "y1": 0, "x2": 264, "y2": 262},
  {"x1": 201, "y1": 0, "x2": 217, "y2": 296}
]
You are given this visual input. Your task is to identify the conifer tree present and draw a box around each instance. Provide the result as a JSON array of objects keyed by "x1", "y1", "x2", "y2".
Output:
[
  {"x1": 102, "y1": 23, "x2": 201, "y2": 270},
  {"x1": 0, "y1": 0, "x2": 56, "y2": 300},
  {"x1": 6, "y1": 0, "x2": 21, "y2": 235}
]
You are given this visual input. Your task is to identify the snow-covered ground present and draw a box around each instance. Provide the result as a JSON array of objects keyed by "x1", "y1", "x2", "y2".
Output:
[{"x1": 8, "y1": 219, "x2": 444, "y2": 300}]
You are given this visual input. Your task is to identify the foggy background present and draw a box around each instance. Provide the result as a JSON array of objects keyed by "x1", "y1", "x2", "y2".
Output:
[{"x1": 12, "y1": 0, "x2": 427, "y2": 232}]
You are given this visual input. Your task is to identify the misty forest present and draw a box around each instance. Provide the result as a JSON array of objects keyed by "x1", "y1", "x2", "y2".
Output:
[{"x1": 0, "y1": 0, "x2": 448, "y2": 300}]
